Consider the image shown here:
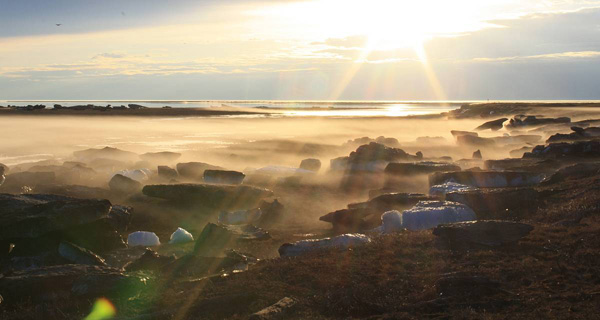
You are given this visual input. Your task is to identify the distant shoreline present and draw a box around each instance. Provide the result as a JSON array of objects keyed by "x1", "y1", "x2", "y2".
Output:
[{"x1": 0, "y1": 107, "x2": 270, "y2": 117}]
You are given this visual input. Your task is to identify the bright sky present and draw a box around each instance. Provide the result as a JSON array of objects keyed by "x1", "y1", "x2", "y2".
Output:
[{"x1": 1, "y1": 0, "x2": 599, "y2": 100}]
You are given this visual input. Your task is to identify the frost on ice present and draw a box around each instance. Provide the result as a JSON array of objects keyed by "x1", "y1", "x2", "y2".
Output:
[
  {"x1": 127, "y1": 231, "x2": 161, "y2": 247},
  {"x1": 400, "y1": 201, "x2": 476, "y2": 231},
  {"x1": 169, "y1": 227, "x2": 194, "y2": 244},
  {"x1": 429, "y1": 182, "x2": 475, "y2": 198}
]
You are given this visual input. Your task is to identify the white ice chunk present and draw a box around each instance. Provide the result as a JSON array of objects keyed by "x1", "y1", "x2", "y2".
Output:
[
  {"x1": 401, "y1": 201, "x2": 476, "y2": 231},
  {"x1": 127, "y1": 231, "x2": 161, "y2": 247},
  {"x1": 381, "y1": 210, "x2": 403, "y2": 233},
  {"x1": 169, "y1": 227, "x2": 194, "y2": 244},
  {"x1": 218, "y1": 208, "x2": 262, "y2": 225},
  {"x1": 429, "y1": 182, "x2": 475, "y2": 197},
  {"x1": 279, "y1": 234, "x2": 370, "y2": 257}
]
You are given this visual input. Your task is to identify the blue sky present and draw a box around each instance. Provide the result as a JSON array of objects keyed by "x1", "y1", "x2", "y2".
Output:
[{"x1": 1, "y1": 0, "x2": 600, "y2": 100}]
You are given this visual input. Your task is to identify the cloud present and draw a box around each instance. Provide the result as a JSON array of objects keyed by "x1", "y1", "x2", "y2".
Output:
[{"x1": 474, "y1": 51, "x2": 600, "y2": 62}]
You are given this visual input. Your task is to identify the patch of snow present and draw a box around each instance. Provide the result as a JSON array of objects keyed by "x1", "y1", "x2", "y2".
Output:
[
  {"x1": 127, "y1": 231, "x2": 161, "y2": 247},
  {"x1": 279, "y1": 234, "x2": 371, "y2": 257},
  {"x1": 429, "y1": 182, "x2": 475, "y2": 197},
  {"x1": 401, "y1": 201, "x2": 476, "y2": 231},
  {"x1": 169, "y1": 227, "x2": 194, "y2": 244},
  {"x1": 381, "y1": 210, "x2": 403, "y2": 233}
]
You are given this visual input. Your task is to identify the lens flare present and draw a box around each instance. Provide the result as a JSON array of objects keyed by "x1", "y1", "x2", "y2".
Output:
[{"x1": 84, "y1": 298, "x2": 116, "y2": 320}]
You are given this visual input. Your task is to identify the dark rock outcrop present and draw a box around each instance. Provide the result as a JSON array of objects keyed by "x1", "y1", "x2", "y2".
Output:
[
  {"x1": 542, "y1": 162, "x2": 600, "y2": 184},
  {"x1": 299, "y1": 158, "x2": 321, "y2": 172},
  {"x1": 176, "y1": 162, "x2": 224, "y2": 181},
  {"x1": 429, "y1": 171, "x2": 546, "y2": 188},
  {"x1": 58, "y1": 241, "x2": 106, "y2": 266},
  {"x1": 332, "y1": 142, "x2": 420, "y2": 172},
  {"x1": 506, "y1": 115, "x2": 570, "y2": 129},
  {"x1": 0, "y1": 264, "x2": 144, "y2": 303},
  {"x1": 157, "y1": 165, "x2": 178, "y2": 180},
  {"x1": 524, "y1": 140, "x2": 600, "y2": 159},
  {"x1": 433, "y1": 220, "x2": 534, "y2": 246},
  {"x1": 385, "y1": 162, "x2": 461, "y2": 176},
  {"x1": 108, "y1": 174, "x2": 142, "y2": 194},
  {"x1": 0, "y1": 171, "x2": 56, "y2": 191},
  {"x1": 204, "y1": 170, "x2": 246, "y2": 185},
  {"x1": 472, "y1": 150, "x2": 482, "y2": 159},
  {"x1": 143, "y1": 184, "x2": 273, "y2": 209},
  {"x1": 124, "y1": 248, "x2": 176, "y2": 272},
  {"x1": 475, "y1": 118, "x2": 508, "y2": 131},
  {"x1": 446, "y1": 187, "x2": 539, "y2": 219},
  {"x1": 256, "y1": 199, "x2": 285, "y2": 227}
]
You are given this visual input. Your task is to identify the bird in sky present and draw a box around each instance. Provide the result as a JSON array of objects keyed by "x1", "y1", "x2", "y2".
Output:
[{"x1": 55, "y1": 23, "x2": 62, "y2": 26}]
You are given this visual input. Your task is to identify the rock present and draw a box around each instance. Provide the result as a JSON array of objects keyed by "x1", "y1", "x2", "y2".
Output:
[
  {"x1": 326, "y1": 193, "x2": 437, "y2": 231},
  {"x1": 446, "y1": 187, "x2": 539, "y2": 219},
  {"x1": 433, "y1": 220, "x2": 534, "y2": 246},
  {"x1": 139, "y1": 151, "x2": 181, "y2": 162},
  {"x1": 116, "y1": 169, "x2": 150, "y2": 182},
  {"x1": 157, "y1": 165, "x2": 178, "y2": 180},
  {"x1": 176, "y1": 162, "x2": 223, "y2": 181},
  {"x1": 509, "y1": 146, "x2": 533, "y2": 158},
  {"x1": 1, "y1": 171, "x2": 56, "y2": 191},
  {"x1": 400, "y1": 201, "x2": 476, "y2": 231},
  {"x1": 128, "y1": 104, "x2": 147, "y2": 109},
  {"x1": 142, "y1": 184, "x2": 273, "y2": 210},
  {"x1": 547, "y1": 126, "x2": 600, "y2": 143},
  {"x1": 124, "y1": 248, "x2": 176, "y2": 272},
  {"x1": 278, "y1": 234, "x2": 370, "y2": 257},
  {"x1": 384, "y1": 162, "x2": 461, "y2": 176},
  {"x1": 542, "y1": 163, "x2": 600, "y2": 184},
  {"x1": 169, "y1": 227, "x2": 194, "y2": 244},
  {"x1": 506, "y1": 115, "x2": 571, "y2": 129},
  {"x1": 194, "y1": 223, "x2": 270, "y2": 256},
  {"x1": 456, "y1": 135, "x2": 496, "y2": 147},
  {"x1": 472, "y1": 150, "x2": 482, "y2": 159},
  {"x1": 0, "y1": 264, "x2": 144, "y2": 303},
  {"x1": 435, "y1": 273, "x2": 501, "y2": 297},
  {"x1": 160, "y1": 249, "x2": 251, "y2": 277},
  {"x1": 34, "y1": 184, "x2": 112, "y2": 200},
  {"x1": 0, "y1": 194, "x2": 112, "y2": 240},
  {"x1": 475, "y1": 118, "x2": 508, "y2": 131},
  {"x1": 256, "y1": 199, "x2": 285, "y2": 227},
  {"x1": 73, "y1": 146, "x2": 138, "y2": 162},
  {"x1": 319, "y1": 208, "x2": 375, "y2": 232},
  {"x1": 203, "y1": 169, "x2": 245, "y2": 185},
  {"x1": 525, "y1": 140, "x2": 600, "y2": 159},
  {"x1": 429, "y1": 171, "x2": 546, "y2": 188},
  {"x1": 429, "y1": 182, "x2": 475, "y2": 198},
  {"x1": 218, "y1": 208, "x2": 262, "y2": 225},
  {"x1": 108, "y1": 174, "x2": 142, "y2": 194},
  {"x1": 299, "y1": 158, "x2": 321, "y2": 172},
  {"x1": 333, "y1": 142, "x2": 420, "y2": 172},
  {"x1": 127, "y1": 231, "x2": 161, "y2": 247},
  {"x1": 482, "y1": 158, "x2": 559, "y2": 172},
  {"x1": 450, "y1": 130, "x2": 478, "y2": 138},
  {"x1": 107, "y1": 205, "x2": 133, "y2": 232},
  {"x1": 249, "y1": 297, "x2": 299, "y2": 320},
  {"x1": 349, "y1": 193, "x2": 436, "y2": 214},
  {"x1": 343, "y1": 136, "x2": 400, "y2": 148},
  {"x1": 58, "y1": 241, "x2": 106, "y2": 266}
]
